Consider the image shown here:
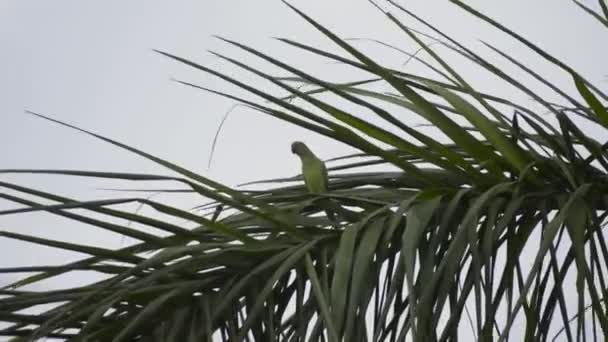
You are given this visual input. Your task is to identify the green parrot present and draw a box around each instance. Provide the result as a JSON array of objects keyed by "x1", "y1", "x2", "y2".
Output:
[
  {"x1": 291, "y1": 141, "x2": 329, "y2": 194},
  {"x1": 291, "y1": 141, "x2": 360, "y2": 224}
]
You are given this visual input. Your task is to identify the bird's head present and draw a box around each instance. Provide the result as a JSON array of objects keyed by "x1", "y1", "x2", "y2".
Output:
[{"x1": 291, "y1": 141, "x2": 309, "y2": 156}]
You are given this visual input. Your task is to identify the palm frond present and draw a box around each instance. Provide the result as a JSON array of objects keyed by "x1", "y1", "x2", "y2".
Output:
[{"x1": 1, "y1": 2, "x2": 607, "y2": 341}]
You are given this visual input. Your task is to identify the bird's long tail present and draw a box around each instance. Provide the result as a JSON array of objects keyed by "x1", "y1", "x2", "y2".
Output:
[{"x1": 315, "y1": 198, "x2": 361, "y2": 227}]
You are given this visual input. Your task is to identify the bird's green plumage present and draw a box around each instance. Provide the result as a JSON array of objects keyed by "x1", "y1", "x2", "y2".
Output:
[
  {"x1": 291, "y1": 141, "x2": 328, "y2": 193},
  {"x1": 291, "y1": 141, "x2": 363, "y2": 224}
]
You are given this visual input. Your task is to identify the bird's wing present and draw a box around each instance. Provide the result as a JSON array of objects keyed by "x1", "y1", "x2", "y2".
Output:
[{"x1": 303, "y1": 158, "x2": 328, "y2": 193}]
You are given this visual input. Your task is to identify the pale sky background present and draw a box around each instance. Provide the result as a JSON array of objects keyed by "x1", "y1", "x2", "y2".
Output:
[{"x1": 0, "y1": 0, "x2": 606, "y2": 339}]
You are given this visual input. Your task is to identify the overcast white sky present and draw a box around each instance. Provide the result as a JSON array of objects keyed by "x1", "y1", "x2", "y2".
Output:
[{"x1": 0, "y1": 0, "x2": 607, "y2": 338}]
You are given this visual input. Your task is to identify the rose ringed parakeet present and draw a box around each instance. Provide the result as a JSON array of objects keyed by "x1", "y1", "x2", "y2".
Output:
[
  {"x1": 291, "y1": 141, "x2": 329, "y2": 194},
  {"x1": 291, "y1": 141, "x2": 361, "y2": 225}
]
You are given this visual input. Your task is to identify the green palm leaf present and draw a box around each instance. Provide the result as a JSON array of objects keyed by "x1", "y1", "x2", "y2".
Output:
[{"x1": 2, "y1": 2, "x2": 608, "y2": 341}]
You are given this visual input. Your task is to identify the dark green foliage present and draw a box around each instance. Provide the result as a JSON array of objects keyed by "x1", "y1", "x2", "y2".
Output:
[{"x1": 1, "y1": 1, "x2": 607, "y2": 341}]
